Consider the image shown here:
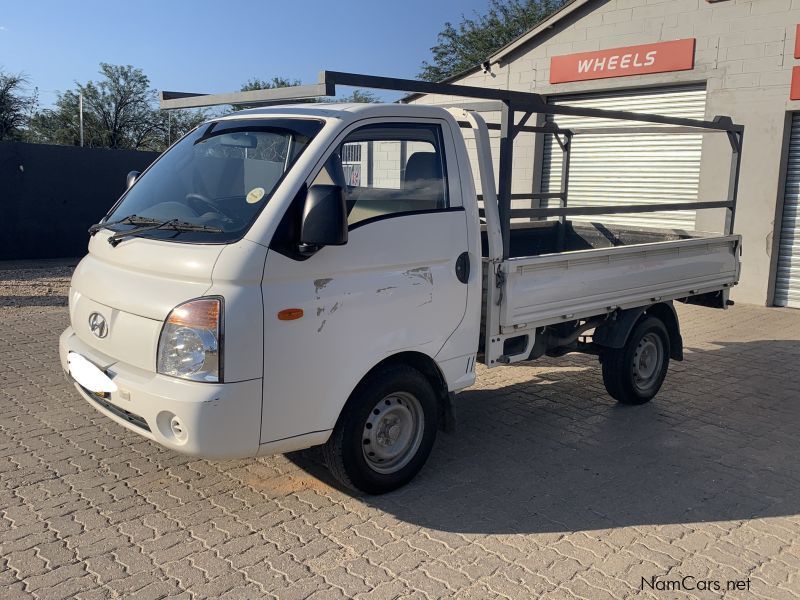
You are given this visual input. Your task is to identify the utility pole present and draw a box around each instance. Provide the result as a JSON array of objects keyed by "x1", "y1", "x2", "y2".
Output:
[{"x1": 79, "y1": 92, "x2": 84, "y2": 147}]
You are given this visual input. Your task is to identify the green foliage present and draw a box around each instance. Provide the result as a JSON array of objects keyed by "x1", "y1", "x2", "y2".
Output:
[
  {"x1": 0, "y1": 70, "x2": 38, "y2": 141},
  {"x1": 229, "y1": 77, "x2": 309, "y2": 110},
  {"x1": 335, "y1": 89, "x2": 380, "y2": 104},
  {"x1": 237, "y1": 77, "x2": 380, "y2": 108},
  {"x1": 158, "y1": 108, "x2": 208, "y2": 148},
  {"x1": 29, "y1": 63, "x2": 205, "y2": 151},
  {"x1": 18, "y1": 67, "x2": 379, "y2": 149},
  {"x1": 420, "y1": 0, "x2": 568, "y2": 81},
  {"x1": 241, "y1": 77, "x2": 302, "y2": 91},
  {"x1": 28, "y1": 90, "x2": 88, "y2": 147}
]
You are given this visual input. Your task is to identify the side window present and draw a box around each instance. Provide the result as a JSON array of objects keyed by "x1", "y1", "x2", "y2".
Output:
[{"x1": 334, "y1": 123, "x2": 449, "y2": 227}]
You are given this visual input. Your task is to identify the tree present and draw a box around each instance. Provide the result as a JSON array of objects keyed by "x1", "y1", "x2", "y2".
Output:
[
  {"x1": 29, "y1": 63, "x2": 205, "y2": 151},
  {"x1": 420, "y1": 0, "x2": 568, "y2": 81},
  {"x1": 241, "y1": 77, "x2": 301, "y2": 92},
  {"x1": 336, "y1": 89, "x2": 379, "y2": 104},
  {"x1": 83, "y1": 64, "x2": 159, "y2": 148},
  {"x1": 0, "y1": 70, "x2": 37, "y2": 141},
  {"x1": 29, "y1": 88, "x2": 101, "y2": 147},
  {"x1": 230, "y1": 77, "x2": 305, "y2": 111},
  {"x1": 157, "y1": 108, "x2": 209, "y2": 149}
]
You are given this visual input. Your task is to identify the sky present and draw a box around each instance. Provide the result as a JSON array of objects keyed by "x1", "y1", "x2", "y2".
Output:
[{"x1": 0, "y1": 0, "x2": 492, "y2": 108}]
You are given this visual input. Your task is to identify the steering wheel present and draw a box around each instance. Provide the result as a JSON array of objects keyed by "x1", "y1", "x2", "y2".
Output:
[{"x1": 185, "y1": 193, "x2": 234, "y2": 221}]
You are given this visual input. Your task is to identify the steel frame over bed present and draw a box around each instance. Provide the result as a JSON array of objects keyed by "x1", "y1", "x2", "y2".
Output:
[{"x1": 161, "y1": 70, "x2": 744, "y2": 260}]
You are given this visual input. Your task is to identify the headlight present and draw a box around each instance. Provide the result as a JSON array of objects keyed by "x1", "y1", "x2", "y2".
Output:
[{"x1": 157, "y1": 298, "x2": 222, "y2": 382}]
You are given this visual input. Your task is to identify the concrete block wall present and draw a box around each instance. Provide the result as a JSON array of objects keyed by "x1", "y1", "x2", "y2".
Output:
[
  {"x1": 373, "y1": 141, "x2": 403, "y2": 189},
  {"x1": 413, "y1": 0, "x2": 800, "y2": 305},
  {"x1": 341, "y1": 140, "x2": 439, "y2": 190}
]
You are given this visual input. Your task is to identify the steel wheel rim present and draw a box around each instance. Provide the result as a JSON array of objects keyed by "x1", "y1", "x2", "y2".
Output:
[
  {"x1": 362, "y1": 391, "x2": 424, "y2": 474},
  {"x1": 632, "y1": 332, "x2": 664, "y2": 392}
]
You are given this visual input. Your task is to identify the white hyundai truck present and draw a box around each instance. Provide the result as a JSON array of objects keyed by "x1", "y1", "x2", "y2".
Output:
[{"x1": 59, "y1": 72, "x2": 743, "y2": 494}]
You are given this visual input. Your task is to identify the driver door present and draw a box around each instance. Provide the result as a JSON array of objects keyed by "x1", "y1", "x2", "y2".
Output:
[{"x1": 259, "y1": 118, "x2": 471, "y2": 446}]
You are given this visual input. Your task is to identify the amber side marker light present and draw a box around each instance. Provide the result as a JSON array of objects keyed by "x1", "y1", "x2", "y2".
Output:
[{"x1": 278, "y1": 308, "x2": 304, "y2": 321}]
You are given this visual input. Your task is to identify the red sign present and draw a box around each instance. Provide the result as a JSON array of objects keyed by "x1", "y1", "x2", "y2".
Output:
[
  {"x1": 795, "y1": 24, "x2": 800, "y2": 59},
  {"x1": 791, "y1": 66, "x2": 800, "y2": 101},
  {"x1": 550, "y1": 39, "x2": 696, "y2": 84}
]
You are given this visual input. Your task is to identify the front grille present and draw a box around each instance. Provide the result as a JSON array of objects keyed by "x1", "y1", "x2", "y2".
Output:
[{"x1": 80, "y1": 385, "x2": 151, "y2": 432}]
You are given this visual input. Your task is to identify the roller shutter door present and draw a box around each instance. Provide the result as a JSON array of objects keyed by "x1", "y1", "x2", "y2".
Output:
[
  {"x1": 774, "y1": 113, "x2": 800, "y2": 308},
  {"x1": 542, "y1": 85, "x2": 707, "y2": 230}
]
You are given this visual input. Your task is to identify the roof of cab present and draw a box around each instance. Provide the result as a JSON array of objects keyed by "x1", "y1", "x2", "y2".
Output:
[{"x1": 215, "y1": 102, "x2": 452, "y2": 123}]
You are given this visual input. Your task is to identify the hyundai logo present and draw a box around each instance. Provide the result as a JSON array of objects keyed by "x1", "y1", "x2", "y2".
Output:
[{"x1": 88, "y1": 312, "x2": 108, "y2": 338}]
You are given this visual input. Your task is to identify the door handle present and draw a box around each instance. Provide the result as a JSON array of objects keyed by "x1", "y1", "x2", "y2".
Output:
[{"x1": 455, "y1": 252, "x2": 470, "y2": 284}]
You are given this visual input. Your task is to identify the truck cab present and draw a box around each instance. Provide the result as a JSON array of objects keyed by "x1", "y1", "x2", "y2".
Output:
[{"x1": 61, "y1": 103, "x2": 483, "y2": 493}]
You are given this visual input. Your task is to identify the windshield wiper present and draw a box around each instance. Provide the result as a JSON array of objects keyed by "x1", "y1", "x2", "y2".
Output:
[
  {"x1": 89, "y1": 214, "x2": 161, "y2": 235},
  {"x1": 107, "y1": 219, "x2": 223, "y2": 247}
]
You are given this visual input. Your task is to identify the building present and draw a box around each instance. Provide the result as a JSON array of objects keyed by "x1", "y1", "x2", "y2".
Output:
[{"x1": 411, "y1": 0, "x2": 800, "y2": 308}]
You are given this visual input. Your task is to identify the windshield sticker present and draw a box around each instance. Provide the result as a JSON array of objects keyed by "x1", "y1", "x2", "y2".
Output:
[{"x1": 246, "y1": 187, "x2": 266, "y2": 204}]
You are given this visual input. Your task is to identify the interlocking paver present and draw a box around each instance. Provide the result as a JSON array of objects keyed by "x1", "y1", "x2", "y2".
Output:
[{"x1": 2, "y1": 266, "x2": 800, "y2": 598}]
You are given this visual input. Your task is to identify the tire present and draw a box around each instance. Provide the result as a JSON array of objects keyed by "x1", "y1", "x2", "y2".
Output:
[
  {"x1": 601, "y1": 316, "x2": 670, "y2": 405},
  {"x1": 323, "y1": 365, "x2": 438, "y2": 494}
]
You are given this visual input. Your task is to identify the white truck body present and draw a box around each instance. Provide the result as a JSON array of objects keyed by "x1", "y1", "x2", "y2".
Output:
[{"x1": 59, "y1": 74, "x2": 743, "y2": 492}]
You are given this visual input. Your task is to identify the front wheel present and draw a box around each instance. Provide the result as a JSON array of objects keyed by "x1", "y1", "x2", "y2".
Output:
[
  {"x1": 323, "y1": 365, "x2": 438, "y2": 494},
  {"x1": 601, "y1": 316, "x2": 670, "y2": 405}
]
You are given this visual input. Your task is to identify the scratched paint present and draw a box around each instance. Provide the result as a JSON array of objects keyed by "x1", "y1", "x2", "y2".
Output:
[
  {"x1": 330, "y1": 302, "x2": 339, "y2": 313},
  {"x1": 317, "y1": 320, "x2": 326, "y2": 333},
  {"x1": 376, "y1": 286, "x2": 397, "y2": 294},
  {"x1": 313, "y1": 278, "x2": 333, "y2": 294},
  {"x1": 403, "y1": 267, "x2": 433, "y2": 285}
]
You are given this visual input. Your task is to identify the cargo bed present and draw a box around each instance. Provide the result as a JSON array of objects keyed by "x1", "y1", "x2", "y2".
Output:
[{"x1": 479, "y1": 220, "x2": 741, "y2": 357}]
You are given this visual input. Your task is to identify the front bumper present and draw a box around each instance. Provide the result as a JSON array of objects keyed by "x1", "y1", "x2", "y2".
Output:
[{"x1": 59, "y1": 327, "x2": 262, "y2": 459}]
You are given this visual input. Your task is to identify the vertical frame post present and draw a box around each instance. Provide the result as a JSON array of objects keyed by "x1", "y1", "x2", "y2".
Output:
[
  {"x1": 79, "y1": 93, "x2": 84, "y2": 148},
  {"x1": 529, "y1": 112, "x2": 548, "y2": 223},
  {"x1": 556, "y1": 132, "x2": 572, "y2": 251},
  {"x1": 366, "y1": 141, "x2": 374, "y2": 186},
  {"x1": 498, "y1": 101, "x2": 515, "y2": 260},
  {"x1": 725, "y1": 130, "x2": 743, "y2": 235},
  {"x1": 560, "y1": 133, "x2": 572, "y2": 218},
  {"x1": 399, "y1": 140, "x2": 408, "y2": 184}
]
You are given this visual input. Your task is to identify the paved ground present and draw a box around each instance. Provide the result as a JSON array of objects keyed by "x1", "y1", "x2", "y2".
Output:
[
  {"x1": 0, "y1": 260, "x2": 76, "y2": 308},
  {"x1": 2, "y1": 265, "x2": 800, "y2": 599}
]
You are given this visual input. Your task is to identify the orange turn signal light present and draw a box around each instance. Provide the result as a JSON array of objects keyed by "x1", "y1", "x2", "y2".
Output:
[
  {"x1": 167, "y1": 298, "x2": 220, "y2": 330},
  {"x1": 277, "y1": 308, "x2": 304, "y2": 321}
]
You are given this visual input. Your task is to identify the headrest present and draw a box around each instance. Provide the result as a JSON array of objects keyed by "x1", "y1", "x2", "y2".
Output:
[{"x1": 404, "y1": 152, "x2": 441, "y2": 186}]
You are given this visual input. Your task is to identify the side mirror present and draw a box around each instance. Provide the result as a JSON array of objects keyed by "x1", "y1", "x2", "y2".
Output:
[
  {"x1": 126, "y1": 171, "x2": 141, "y2": 189},
  {"x1": 300, "y1": 184, "x2": 348, "y2": 251}
]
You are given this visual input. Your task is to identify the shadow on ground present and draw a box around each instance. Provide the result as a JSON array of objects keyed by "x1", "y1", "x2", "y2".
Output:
[{"x1": 288, "y1": 339, "x2": 800, "y2": 534}]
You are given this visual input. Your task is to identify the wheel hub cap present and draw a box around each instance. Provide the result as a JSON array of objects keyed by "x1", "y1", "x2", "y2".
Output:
[
  {"x1": 362, "y1": 392, "x2": 424, "y2": 474},
  {"x1": 632, "y1": 332, "x2": 664, "y2": 391}
]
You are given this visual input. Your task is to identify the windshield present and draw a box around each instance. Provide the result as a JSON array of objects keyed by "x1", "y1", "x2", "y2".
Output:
[{"x1": 104, "y1": 118, "x2": 323, "y2": 243}]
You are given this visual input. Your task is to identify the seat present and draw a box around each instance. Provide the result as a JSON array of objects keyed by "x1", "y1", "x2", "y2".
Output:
[
  {"x1": 347, "y1": 151, "x2": 446, "y2": 224},
  {"x1": 403, "y1": 152, "x2": 445, "y2": 208}
]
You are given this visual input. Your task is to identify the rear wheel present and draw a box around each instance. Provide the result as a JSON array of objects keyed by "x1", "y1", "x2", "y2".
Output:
[
  {"x1": 601, "y1": 316, "x2": 670, "y2": 405},
  {"x1": 323, "y1": 365, "x2": 438, "y2": 494}
]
